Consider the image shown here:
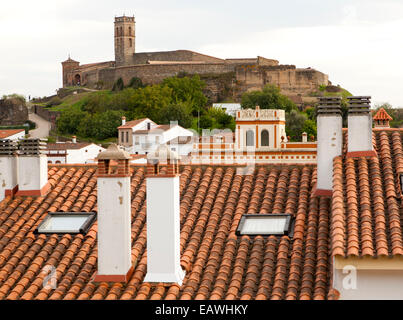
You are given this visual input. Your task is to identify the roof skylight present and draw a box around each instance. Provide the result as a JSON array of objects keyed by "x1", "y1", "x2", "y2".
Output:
[
  {"x1": 35, "y1": 212, "x2": 96, "y2": 234},
  {"x1": 236, "y1": 214, "x2": 292, "y2": 236}
]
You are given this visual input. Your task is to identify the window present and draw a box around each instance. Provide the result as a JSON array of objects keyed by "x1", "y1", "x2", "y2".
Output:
[
  {"x1": 126, "y1": 131, "x2": 129, "y2": 143},
  {"x1": 135, "y1": 136, "x2": 139, "y2": 145},
  {"x1": 261, "y1": 129, "x2": 269, "y2": 146},
  {"x1": 35, "y1": 212, "x2": 96, "y2": 234},
  {"x1": 156, "y1": 136, "x2": 160, "y2": 144},
  {"x1": 236, "y1": 214, "x2": 292, "y2": 236},
  {"x1": 246, "y1": 130, "x2": 254, "y2": 146},
  {"x1": 129, "y1": 38, "x2": 132, "y2": 47},
  {"x1": 129, "y1": 26, "x2": 132, "y2": 36}
]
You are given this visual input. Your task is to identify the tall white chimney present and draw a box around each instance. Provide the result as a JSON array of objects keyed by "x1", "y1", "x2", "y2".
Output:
[
  {"x1": 94, "y1": 144, "x2": 133, "y2": 282},
  {"x1": 0, "y1": 139, "x2": 19, "y2": 200},
  {"x1": 72, "y1": 136, "x2": 77, "y2": 143},
  {"x1": 16, "y1": 139, "x2": 49, "y2": 196},
  {"x1": 315, "y1": 97, "x2": 343, "y2": 196},
  {"x1": 144, "y1": 145, "x2": 185, "y2": 284},
  {"x1": 347, "y1": 96, "x2": 376, "y2": 157},
  {"x1": 121, "y1": 116, "x2": 126, "y2": 126}
]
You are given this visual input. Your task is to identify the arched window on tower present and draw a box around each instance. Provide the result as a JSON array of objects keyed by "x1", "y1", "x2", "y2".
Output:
[
  {"x1": 120, "y1": 27, "x2": 123, "y2": 36},
  {"x1": 115, "y1": 27, "x2": 118, "y2": 36},
  {"x1": 246, "y1": 130, "x2": 254, "y2": 147},
  {"x1": 261, "y1": 129, "x2": 269, "y2": 146},
  {"x1": 129, "y1": 26, "x2": 132, "y2": 36},
  {"x1": 129, "y1": 38, "x2": 132, "y2": 47}
]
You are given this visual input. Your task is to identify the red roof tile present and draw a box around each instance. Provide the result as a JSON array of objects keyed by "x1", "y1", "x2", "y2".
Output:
[
  {"x1": 331, "y1": 130, "x2": 403, "y2": 258},
  {"x1": 0, "y1": 162, "x2": 332, "y2": 300},
  {"x1": 0, "y1": 129, "x2": 25, "y2": 139},
  {"x1": 373, "y1": 108, "x2": 393, "y2": 121}
]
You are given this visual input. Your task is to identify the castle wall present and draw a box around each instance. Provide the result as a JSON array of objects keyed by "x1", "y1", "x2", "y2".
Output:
[
  {"x1": 130, "y1": 50, "x2": 224, "y2": 65},
  {"x1": 97, "y1": 62, "x2": 234, "y2": 87}
]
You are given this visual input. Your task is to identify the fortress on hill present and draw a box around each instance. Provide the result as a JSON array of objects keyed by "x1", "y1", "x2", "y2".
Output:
[{"x1": 62, "y1": 15, "x2": 329, "y2": 103}]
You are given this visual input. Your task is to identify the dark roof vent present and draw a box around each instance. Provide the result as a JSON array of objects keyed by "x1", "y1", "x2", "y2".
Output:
[
  {"x1": 317, "y1": 96, "x2": 342, "y2": 115},
  {"x1": 18, "y1": 138, "x2": 47, "y2": 155},
  {"x1": 347, "y1": 96, "x2": 371, "y2": 114},
  {"x1": 0, "y1": 139, "x2": 19, "y2": 156}
]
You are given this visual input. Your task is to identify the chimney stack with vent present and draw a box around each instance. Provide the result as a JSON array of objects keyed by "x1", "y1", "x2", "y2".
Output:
[
  {"x1": 121, "y1": 116, "x2": 126, "y2": 126},
  {"x1": 94, "y1": 144, "x2": 133, "y2": 282},
  {"x1": 315, "y1": 97, "x2": 342, "y2": 196},
  {"x1": 16, "y1": 139, "x2": 49, "y2": 196},
  {"x1": 144, "y1": 145, "x2": 185, "y2": 284},
  {"x1": 72, "y1": 136, "x2": 77, "y2": 143},
  {"x1": 347, "y1": 96, "x2": 376, "y2": 157},
  {"x1": 0, "y1": 139, "x2": 19, "y2": 200}
]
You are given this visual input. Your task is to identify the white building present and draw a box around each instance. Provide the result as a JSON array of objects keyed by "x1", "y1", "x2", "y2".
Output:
[
  {"x1": 212, "y1": 103, "x2": 241, "y2": 117},
  {"x1": 117, "y1": 117, "x2": 194, "y2": 156},
  {"x1": 0, "y1": 129, "x2": 25, "y2": 140},
  {"x1": 190, "y1": 107, "x2": 317, "y2": 165},
  {"x1": 46, "y1": 139, "x2": 105, "y2": 164}
]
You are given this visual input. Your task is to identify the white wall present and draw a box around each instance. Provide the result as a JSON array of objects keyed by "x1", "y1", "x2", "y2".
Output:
[
  {"x1": 0, "y1": 156, "x2": 18, "y2": 200},
  {"x1": 334, "y1": 268, "x2": 403, "y2": 300},
  {"x1": 145, "y1": 176, "x2": 185, "y2": 284},
  {"x1": 66, "y1": 144, "x2": 105, "y2": 164},
  {"x1": 18, "y1": 155, "x2": 47, "y2": 191},
  {"x1": 316, "y1": 114, "x2": 342, "y2": 191},
  {"x1": 97, "y1": 176, "x2": 131, "y2": 276},
  {"x1": 348, "y1": 114, "x2": 373, "y2": 152}
]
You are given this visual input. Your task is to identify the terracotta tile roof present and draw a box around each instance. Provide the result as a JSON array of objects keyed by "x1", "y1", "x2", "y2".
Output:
[
  {"x1": 331, "y1": 130, "x2": 403, "y2": 258},
  {"x1": 118, "y1": 119, "x2": 148, "y2": 129},
  {"x1": 134, "y1": 125, "x2": 172, "y2": 134},
  {"x1": 46, "y1": 142, "x2": 91, "y2": 150},
  {"x1": 373, "y1": 108, "x2": 393, "y2": 121},
  {"x1": 4, "y1": 128, "x2": 403, "y2": 299},
  {"x1": 0, "y1": 129, "x2": 25, "y2": 139},
  {"x1": 0, "y1": 163, "x2": 332, "y2": 300}
]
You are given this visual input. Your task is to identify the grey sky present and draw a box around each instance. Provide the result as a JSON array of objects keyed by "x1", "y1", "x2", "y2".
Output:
[{"x1": 0, "y1": 0, "x2": 402, "y2": 107}]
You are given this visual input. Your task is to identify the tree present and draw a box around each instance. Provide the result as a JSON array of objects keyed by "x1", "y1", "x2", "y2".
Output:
[
  {"x1": 302, "y1": 119, "x2": 317, "y2": 139},
  {"x1": 241, "y1": 84, "x2": 296, "y2": 112},
  {"x1": 112, "y1": 78, "x2": 125, "y2": 91},
  {"x1": 206, "y1": 107, "x2": 235, "y2": 131},
  {"x1": 160, "y1": 103, "x2": 193, "y2": 128},
  {"x1": 285, "y1": 110, "x2": 308, "y2": 141},
  {"x1": 57, "y1": 109, "x2": 88, "y2": 134},
  {"x1": 128, "y1": 77, "x2": 144, "y2": 89},
  {"x1": 78, "y1": 110, "x2": 124, "y2": 140},
  {"x1": 162, "y1": 75, "x2": 207, "y2": 113}
]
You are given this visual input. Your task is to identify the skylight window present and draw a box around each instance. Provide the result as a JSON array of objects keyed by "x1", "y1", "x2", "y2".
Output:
[
  {"x1": 236, "y1": 214, "x2": 292, "y2": 236},
  {"x1": 35, "y1": 212, "x2": 96, "y2": 234}
]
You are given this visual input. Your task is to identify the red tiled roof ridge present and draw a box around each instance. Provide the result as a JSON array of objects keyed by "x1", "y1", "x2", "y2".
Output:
[{"x1": 373, "y1": 107, "x2": 393, "y2": 121}]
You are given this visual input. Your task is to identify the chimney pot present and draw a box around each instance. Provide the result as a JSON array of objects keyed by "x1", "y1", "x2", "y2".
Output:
[
  {"x1": 72, "y1": 136, "x2": 76, "y2": 143},
  {"x1": 121, "y1": 116, "x2": 126, "y2": 126}
]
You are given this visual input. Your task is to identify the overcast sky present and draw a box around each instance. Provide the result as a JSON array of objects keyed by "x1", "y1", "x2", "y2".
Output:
[{"x1": 0, "y1": 0, "x2": 402, "y2": 107}]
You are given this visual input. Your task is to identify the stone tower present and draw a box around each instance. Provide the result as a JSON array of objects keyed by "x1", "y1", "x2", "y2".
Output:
[
  {"x1": 61, "y1": 56, "x2": 80, "y2": 87},
  {"x1": 114, "y1": 15, "x2": 135, "y2": 67}
]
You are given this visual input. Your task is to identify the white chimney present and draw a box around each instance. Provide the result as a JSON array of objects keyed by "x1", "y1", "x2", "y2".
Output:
[
  {"x1": 302, "y1": 132, "x2": 308, "y2": 143},
  {"x1": 72, "y1": 135, "x2": 77, "y2": 143},
  {"x1": 94, "y1": 144, "x2": 133, "y2": 282},
  {"x1": 347, "y1": 96, "x2": 376, "y2": 157},
  {"x1": 16, "y1": 139, "x2": 49, "y2": 196},
  {"x1": 122, "y1": 116, "x2": 126, "y2": 126},
  {"x1": 315, "y1": 97, "x2": 342, "y2": 196},
  {"x1": 0, "y1": 139, "x2": 19, "y2": 200},
  {"x1": 144, "y1": 145, "x2": 185, "y2": 284}
]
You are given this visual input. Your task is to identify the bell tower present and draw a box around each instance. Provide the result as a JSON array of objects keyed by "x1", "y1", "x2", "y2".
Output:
[{"x1": 114, "y1": 15, "x2": 135, "y2": 66}]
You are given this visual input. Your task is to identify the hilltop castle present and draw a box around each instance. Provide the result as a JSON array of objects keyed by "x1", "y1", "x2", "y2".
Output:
[{"x1": 62, "y1": 15, "x2": 329, "y2": 103}]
